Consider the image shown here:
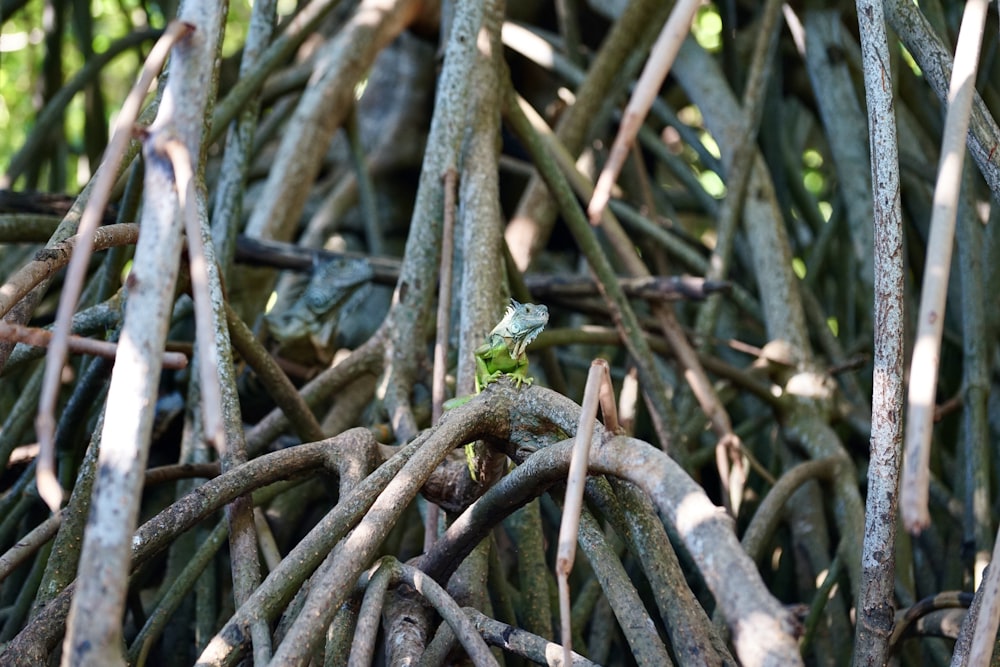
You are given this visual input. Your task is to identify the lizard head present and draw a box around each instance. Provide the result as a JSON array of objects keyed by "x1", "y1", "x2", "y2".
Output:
[{"x1": 502, "y1": 299, "x2": 549, "y2": 358}]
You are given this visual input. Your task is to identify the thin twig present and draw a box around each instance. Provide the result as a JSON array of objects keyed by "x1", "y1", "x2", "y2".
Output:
[
  {"x1": 426, "y1": 168, "x2": 457, "y2": 550},
  {"x1": 617, "y1": 367, "x2": 638, "y2": 435},
  {"x1": 348, "y1": 558, "x2": 394, "y2": 667},
  {"x1": 597, "y1": 364, "x2": 619, "y2": 433},
  {"x1": 902, "y1": 0, "x2": 989, "y2": 534},
  {"x1": 556, "y1": 360, "x2": 607, "y2": 664},
  {"x1": 0, "y1": 510, "x2": 63, "y2": 584},
  {"x1": 513, "y1": 87, "x2": 747, "y2": 474},
  {"x1": 432, "y1": 169, "x2": 458, "y2": 424},
  {"x1": 0, "y1": 320, "x2": 187, "y2": 369},
  {"x1": 33, "y1": 20, "x2": 193, "y2": 514},
  {"x1": 853, "y1": 0, "x2": 906, "y2": 661},
  {"x1": 587, "y1": 0, "x2": 700, "y2": 222},
  {"x1": 209, "y1": 0, "x2": 277, "y2": 275},
  {"x1": 161, "y1": 137, "x2": 226, "y2": 454},
  {"x1": 0, "y1": 223, "x2": 138, "y2": 319}
]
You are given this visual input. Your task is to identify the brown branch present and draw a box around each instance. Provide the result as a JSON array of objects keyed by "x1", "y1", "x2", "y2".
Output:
[
  {"x1": 0, "y1": 320, "x2": 188, "y2": 369},
  {"x1": 143, "y1": 462, "x2": 221, "y2": 486},
  {"x1": 224, "y1": 303, "x2": 324, "y2": 443},
  {"x1": 0, "y1": 223, "x2": 139, "y2": 320}
]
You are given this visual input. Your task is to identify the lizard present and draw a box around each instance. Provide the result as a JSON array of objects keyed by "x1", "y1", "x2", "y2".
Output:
[
  {"x1": 461, "y1": 299, "x2": 549, "y2": 480},
  {"x1": 474, "y1": 299, "x2": 549, "y2": 392},
  {"x1": 266, "y1": 255, "x2": 374, "y2": 365}
]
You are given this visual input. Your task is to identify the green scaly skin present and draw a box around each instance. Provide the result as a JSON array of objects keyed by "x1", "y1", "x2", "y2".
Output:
[
  {"x1": 474, "y1": 334, "x2": 529, "y2": 391},
  {"x1": 464, "y1": 300, "x2": 549, "y2": 478}
]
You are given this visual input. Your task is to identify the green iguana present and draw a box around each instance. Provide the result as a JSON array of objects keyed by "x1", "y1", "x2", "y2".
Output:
[
  {"x1": 474, "y1": 299, "x2": 549, "y2": 392},
  {"x1": 266, "y1": 256, "x2": 374, "y2": 364},
  {"x1": 461, "y1": 299, "x2": 548, "y2": 479}
]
